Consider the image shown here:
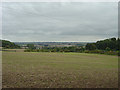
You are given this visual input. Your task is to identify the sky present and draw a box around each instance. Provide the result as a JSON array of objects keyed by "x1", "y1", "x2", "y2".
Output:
[{"x1": 2, "y1": 2, "x2": 118, "y2": 42}]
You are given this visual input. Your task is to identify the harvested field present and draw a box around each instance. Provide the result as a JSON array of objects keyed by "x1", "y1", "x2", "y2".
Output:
[{"x1": 2, "y1": 52, "x2": 118, "y2": 88}]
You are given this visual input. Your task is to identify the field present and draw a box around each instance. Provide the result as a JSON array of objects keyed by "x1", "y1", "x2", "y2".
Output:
[
  {"x1": 2, "y1": 52, "x2": 118, "y2": 88},
  {"x1": 2, "y1": 49, "x2": 25, "y2": 52}
]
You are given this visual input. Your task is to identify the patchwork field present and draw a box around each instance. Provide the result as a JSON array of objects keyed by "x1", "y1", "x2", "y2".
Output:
[{"x1": 2, "y1": 52, "x2": 118, "y2": 88}]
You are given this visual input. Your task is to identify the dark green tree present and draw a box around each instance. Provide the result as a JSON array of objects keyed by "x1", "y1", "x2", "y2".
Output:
[
  {"x1": 27, "y1": 44, "x2": 35, "y2": 49},
  {"x1": 86, "y1": 43, "x2": 96, "y2": 50},
  {"x1": 2, "y1": 40, "x2": 20, "y2": 49}
]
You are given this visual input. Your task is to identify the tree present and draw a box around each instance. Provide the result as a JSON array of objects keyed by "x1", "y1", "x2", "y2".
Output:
[
  {"x1": 95, "y1": 37, "x2": 118, "y2": 50},
  {"x1": 1, "y1": 40, "x2": 20, "y2": 49},
  {"x1": 118, "y1": 38, "x2": 120, "y2": 50},
  {"x1": 86, "y1": 43, "x2": 96, "y2": 50},
  {"x1": 111, "y1": 37, "x2": 116, "y2": 41},
  {"x1": 27, "y1": 44, "x2": 35, "y2": 49},
  {"x1": 106, "y1": 47, "x2": 110, "y2": 51}
]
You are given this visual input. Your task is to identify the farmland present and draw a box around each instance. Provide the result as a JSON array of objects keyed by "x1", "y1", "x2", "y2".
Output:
[{"x1": 2, "y1": 52, "x2": 118, "y2": 88}]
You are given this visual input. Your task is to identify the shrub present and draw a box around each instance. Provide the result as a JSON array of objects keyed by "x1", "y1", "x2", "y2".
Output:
[{"x1": 84, "y1": 50, "x2": 118, "y2": 56}]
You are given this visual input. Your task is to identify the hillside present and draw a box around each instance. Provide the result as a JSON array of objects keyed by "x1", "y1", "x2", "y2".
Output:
[{"x1": 1, "y1": 40, "x2": 20, "y2": 49}]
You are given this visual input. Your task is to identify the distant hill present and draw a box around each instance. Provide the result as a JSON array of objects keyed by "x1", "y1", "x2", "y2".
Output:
[
  {"x1": 1, "y1": 40, "x2": 20, "y2": 49},
  {"x1": 14, "y1": 42, "x2": 88, "y2": 47}
]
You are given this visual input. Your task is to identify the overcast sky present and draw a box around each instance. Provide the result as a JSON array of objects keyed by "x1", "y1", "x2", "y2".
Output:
[{"x1": 2, "y1": 2, "x2": 118, "y2": 42}]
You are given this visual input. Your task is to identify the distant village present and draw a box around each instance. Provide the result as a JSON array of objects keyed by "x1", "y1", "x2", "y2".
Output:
[{"x1": 18, "y1": 42, "x2": 87, "y2": 49}]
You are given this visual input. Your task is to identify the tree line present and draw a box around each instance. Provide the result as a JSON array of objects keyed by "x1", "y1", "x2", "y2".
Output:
[
  {"x1": 25, "y1": 46, "x2": 85, "y2": 53},
  {"x1": 1, "y1": 38, "x2": 119, "y2": 56},
  {"x1": 1, "y1": 40, "x2": 20, "y2": 49},
  {"x1": 86, "y1": 37, "x2": 119, "y2": 51},
  {"x1": 25, "y1": 37, "x2": 120, "y2": 56}
]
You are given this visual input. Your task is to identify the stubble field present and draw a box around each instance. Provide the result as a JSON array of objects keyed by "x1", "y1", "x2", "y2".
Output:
[{"x1": 2, "y1": 52, "x2": 118, "y2": 88}]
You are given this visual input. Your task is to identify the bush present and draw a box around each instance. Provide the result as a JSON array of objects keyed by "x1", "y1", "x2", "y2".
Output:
[
  {"x1": 24, "y1": 49, "x2": 31, "y2": 52},
  {"x1": 84, "y1": 50, "x2": 118, "y2": 56}
]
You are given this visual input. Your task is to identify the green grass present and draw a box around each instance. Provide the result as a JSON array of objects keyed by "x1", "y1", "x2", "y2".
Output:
[{"x1": 2, "y1": 52, "x2": 118, "y2": 88}]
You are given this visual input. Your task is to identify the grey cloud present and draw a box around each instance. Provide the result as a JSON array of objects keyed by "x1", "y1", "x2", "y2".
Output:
[{"x1": 2, "y1": 2, "x2": 118, "y2": 42}]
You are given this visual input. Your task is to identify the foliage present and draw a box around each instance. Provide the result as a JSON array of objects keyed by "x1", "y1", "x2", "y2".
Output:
[
  {"x1": 85, "y1": 37, "x2": 119, "y2": 51},
  {"x1": 1, "y1": 40, "x2": 20, "y2": 49},
  {"x1": 86, "y1": 43, "x2": 96, "y2": 50},
  {"x1": 27, "y1": 44, "x2": 36, "y2": 49},
  {"x1": 95, "y1": 37, "x2": 119, "y2": 50},
  {"x1": 24, "y1": 37, "x2": 119, "y2": 56},
  {"x1": 24, "y1": 46, "x2": 85, "y2": 53},
  {"x1": 84, "y1": 50, "x2": 118, "y2": 56},
  {"x1": 85, "y1": 37, "x2": 120, "y2": 56}
]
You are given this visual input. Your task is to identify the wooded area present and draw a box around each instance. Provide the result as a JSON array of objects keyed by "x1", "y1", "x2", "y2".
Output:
[{"x1": 1, "y1": 37, "x2": 120, "y2": 56}]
